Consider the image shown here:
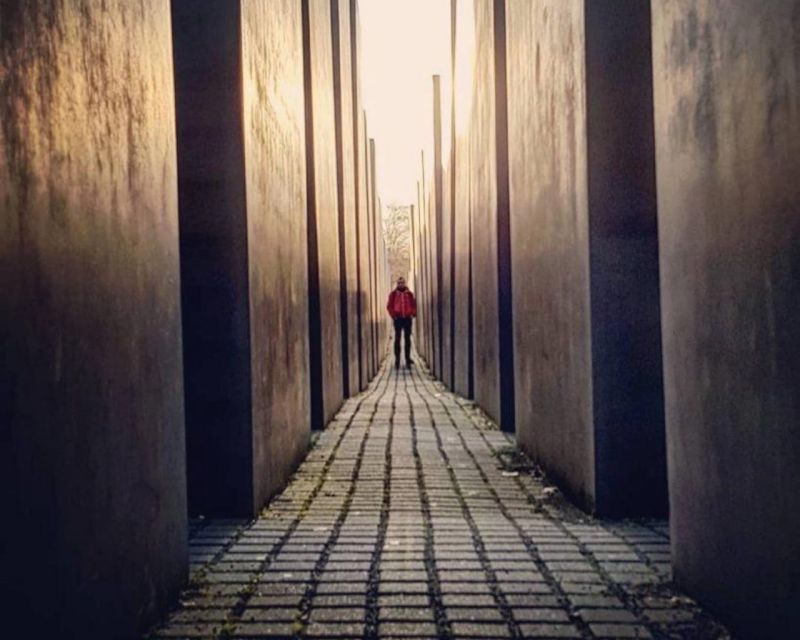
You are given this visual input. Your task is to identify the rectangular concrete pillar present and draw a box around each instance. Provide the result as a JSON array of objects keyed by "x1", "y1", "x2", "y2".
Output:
[
  {"x1": 364, "y1": 127, "x2": 374, "y2": 378},
  {"x1": 428, "y1": 181, "x2": 439, "y2": 373},
  {"x1": 507, "y1": 0, "x2": 666, "y2": 516},
  {"x1": 420, "y1": 156, "x2": 436, "y2": 367},
  {"x1": 441, "y1": 160, "x2": 454, "y2": 388},
  {"x1": 445, "y1": 0, "x2": 459, "y2": 389},
  {"x1": 0, "y1": 2, "x2": 187, "y2": 636},
  {"x1": 409, "y1": 203, "x2": 418, "y2": 291},
  {"x1": 453, "y1": 0, "x2": 475, "y2": 398},
  {"x1": 369, "y1": 138, "x2": 380, "y2": 370},
  {"x1": 467, "y1": 0, "x2": 514, "y2": 428},
  {"x1": 412, "y1": 193, "x2": 428, "y2": 360},
  {"x1": 349, "y1": 0, "x2": 366, "y2": 389},
  {"x1": 653, "y1": 1, "x2": 800, "y2": 635},
  {"x1": 433, "y1": 76, "x2": 446, "y2": 379},
  {"x1": 357, "y1": 110, "x2": 374, "y2": 383},
  {"x1": 332, "y1": 0, "x2": 360, "y2": 397},
  {"x1": 173, "y1": 0, "x2": 310, "y2": 517},
  {"x1": 303, "y1": 0, "x2": 344, "y2": 429}
]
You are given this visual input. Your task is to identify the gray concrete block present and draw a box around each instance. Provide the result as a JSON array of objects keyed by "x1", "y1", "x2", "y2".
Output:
[
  {"x1": 452, "y1": 0, "x2": 474, "y2": 398},
  {"x1": 357, "y1": 109, "x2": 373, "y2": 384},
  {"x1": 468, "y1": 0, "x2": 503, "y2": 426},
  {"x1": 434, "y1": 76, "x2": 447, "y2": 380},
  {"x1": 507, "y1": 0, "x2": 666, "y2": 517},
  {"x1": 0, "y1": 1, "x2": 187, "y2": 636},
  {"x1": 332, "y1": 0, "x2": 361, "y2": 397},
  {"x1": 173, "y1": 0, "x2": 310, "y2": 517},
  {"x1": 243, "y1": 0, "x2": 311, "y2": 511},
  {"x1": 304, "y1": 0, "x2": 344, "y2": 428},
  {"x1": 652, "y1": 1, "x2": 800, "y2": 635}
]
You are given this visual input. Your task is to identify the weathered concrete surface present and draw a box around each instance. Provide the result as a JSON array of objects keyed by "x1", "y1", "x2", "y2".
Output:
[
  {"x1": 369, "y1": 138, "x2": 380, "y2": 371},
  {"x1": 493, "y1": 0, "x2": 516, "y2": 432},
  {"x1": 421, "y1": 164, "x2": 439, "y2": 370},
  {"x1": 441, "y1": 160, "x2": 454, "y2": 388},
  {"x1": 332, "y1": 0, "x2": 360, "y2": 397},
  {"x1": 350, "y1": 0, "x2": 368, "y2": 390},
  {"x1": 172, "y1": 0, "x2": 252, "y2": 517},
  {"x1": 584, "y1": 1, "x2": 666, "y2": 516},
  {"x1": 468, "y1": 0, "x2": 502, "y2": 425},
  {"x1": 174, "y1": 0, "x2": 310, "y2": 516},
  {"x1": 412, "y1": 193, "x2": 430, "y2": 362},
  {"x1": 653, "y1": 1, "x2": 800, "y2": 635},
  {"x1": 508, "y1": 0, "x2": 666, "y2": 516},
  {"x1": 507, "y1": 0, "x2": 593, "y2": 509},
  {"x1": 358, "y1": 112, "x2": 374, "y2": 380},
  {"x1": 452, "y1": 0, "x2": 474, "y2": 398},
  {"x1": 0, "y1": 1, "x2": 187, "y2": 636},
  {"x1": 415, "y1": 183, "x2": 427, "y2": 360},
  {"x1": 242, "y1": 0, "x2": 310, "y2": 509},
  {"x1": 433, "y1": 76, "x2": 446, "y2": 379},
  {"x1": 304, "y1": 0, "x2": 344, "y2": 429},
  {"x1": 444, "y1": 0, "x2": 458, "y2": 390}
]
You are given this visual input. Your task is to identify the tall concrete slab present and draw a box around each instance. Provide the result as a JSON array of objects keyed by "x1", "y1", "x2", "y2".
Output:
[
  {"x1": 424, "y1": 153, "x2": 438, "y2": 369},
  {"x1": 453, "y1": 0, "x2": 475, "y2": 398},
  {"x1": 303, "y1": 0, "x2": 344, "y2": 429},
  {"x1": 0, "y1": 2, "x2": 187, "y2": 636},
  {"x1": 507, "y1": 0, "x2": 666, "y2": 516},
  {"x1": 349, "y1": 0, "x2": 366, "y2": 389},
  {"x1": 444, "y1": 2, "x2": 458, "y2": 388},
  {"x1": 584, "y1": 0, "x2": 665, "y2": 515},
  {"x1": 363, "y1": 121, "x2": 375, "y2": 377},
  {"x1": 468, "y1": 0, "x2": 503, "y2": 425},
  {"x1": 441, "y1": 160, "x2": 454, "y2": 388},
  {"x1": 369, "y1": 138, "x2": 380, "y2": 370},
  {"x1": 332, "y1": 0, "x2": 360, "y2": 396},
  {"x1": 433, "y1": 76, "x2": 446, "y2": 378},
  {"x1": 243, "y1": 0, "x2": 310, "y2": 506},
  {"x1": 172, "y1": 1, "x2": 250, "y2": 516},
  {"x1": 413, "y1": 190, "x2": 429, "y2": 360},
  {"x1": 653, "y1": 2, "x2": 800, "y2": 635},
  {"x1": 357, "y1": 110, "x2": 374, "y2": 382},
  {"x1": 428, "y1": 180, "x2": 439, "y2": 372},
  {"x1": 507, "y1": 0, "x2": 592, "y2": 510},
  {"x1": 173, "y1": 0, "x2": 309, "y2": 516},
  {"x1": 415, "y1": 181, "x2": 428, "y2": 360}
]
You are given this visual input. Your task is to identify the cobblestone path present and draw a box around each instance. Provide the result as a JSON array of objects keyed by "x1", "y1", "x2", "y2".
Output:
[{"x1": 151, "y1": 359, "x2": 730, "y2": 640}]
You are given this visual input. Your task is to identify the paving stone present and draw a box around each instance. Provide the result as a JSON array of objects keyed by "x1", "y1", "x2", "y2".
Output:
[
  {"x1": 152, "y1": 359, "x2": 727, "y2": 639},
  {"x1": 378, "y1": 621, "x2": 438, "y2": 636},
  {"x1": 517, "y1": 623, "x2": 583, "y2": 638},
  {"x1": 512, "y1": 608, "x2": 571, "y2": 622},
  {"x1": 445, "y1": 607, "x2": 505, "y2": 622},
  {"x1": 238, "y1": 608, "x2": 296, "y2": 623},
  {"x1": 306, "y1": 621, "x2": 366, "y2": 636},
  {"x1": 378, "y1": 607, "x2": 435, "y2": 621},
  {"x1": 578, "y1": 607, "x2": 639, "y2": 623},
  {"x1": 308, "y1": 608, "x2": 366, "y2": 623},
  {"x1": 229, "y1": 622, "x2": 295, "y2": 637},
  {"x1": 589, "y1": 623, "x2": 653, "y2": 638},
  {"x1": 450, "y1": 621, "x2": 511, "y2": 637}
]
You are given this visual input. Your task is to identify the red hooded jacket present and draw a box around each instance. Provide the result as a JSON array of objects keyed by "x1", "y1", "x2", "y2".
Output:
[{"x1": 386, "y1": 287, "x2": 417, "y2": 319}]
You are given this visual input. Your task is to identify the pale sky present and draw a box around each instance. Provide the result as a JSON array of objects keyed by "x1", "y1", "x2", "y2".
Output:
[{"x1": 359, "y1": 0, "x2": 451, "y2": 207}]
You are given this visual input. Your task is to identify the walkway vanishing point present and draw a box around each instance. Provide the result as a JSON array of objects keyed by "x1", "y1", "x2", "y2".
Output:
[{"x1": 150, "y1": 359, "x2": 729, "y2": 640}]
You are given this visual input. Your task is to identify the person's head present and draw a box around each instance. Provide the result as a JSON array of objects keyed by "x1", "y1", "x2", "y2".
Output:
[{"x1": 396, "y1": 277, "x2": 406, "y2": 290}]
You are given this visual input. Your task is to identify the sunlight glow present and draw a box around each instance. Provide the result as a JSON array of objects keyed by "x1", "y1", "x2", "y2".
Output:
[
  {"x1": 359, "y1": 0, "x2": 451, "y2": 207},
  {"x1": 453, "y1": 0, "x2": 475, "y2": 138}
]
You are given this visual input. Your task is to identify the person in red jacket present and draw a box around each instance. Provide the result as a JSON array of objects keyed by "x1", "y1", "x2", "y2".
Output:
[{"x1": 386, "y1": 276, "x2": 417, "y2": 370}]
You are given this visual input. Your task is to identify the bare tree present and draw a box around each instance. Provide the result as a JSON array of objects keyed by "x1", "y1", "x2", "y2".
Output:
[{"x1": 382, "y1": 204, "x2": 411, "y2": 283}]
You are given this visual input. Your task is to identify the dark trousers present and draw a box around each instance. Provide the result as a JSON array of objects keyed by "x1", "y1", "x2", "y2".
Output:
[{"x1": 393, "y1": 317, "x2": 412, "y2": 364}]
